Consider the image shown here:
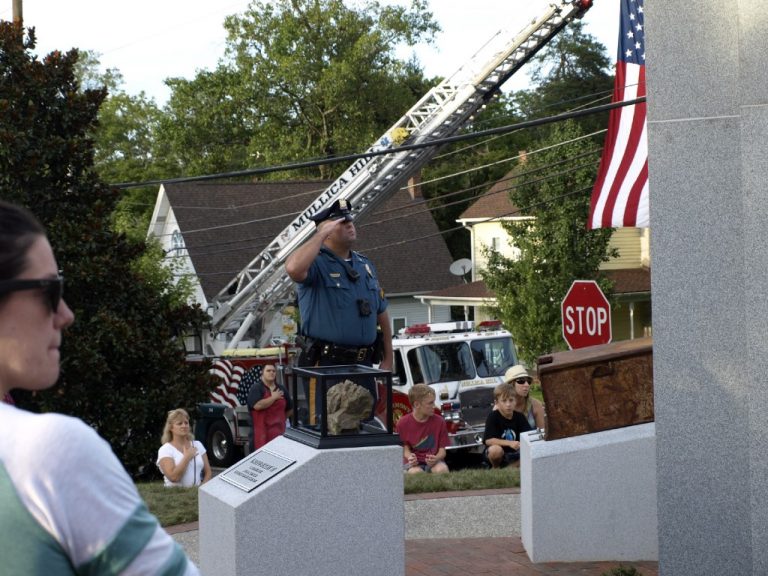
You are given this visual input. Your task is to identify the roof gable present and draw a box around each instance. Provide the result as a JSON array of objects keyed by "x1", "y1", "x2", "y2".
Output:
[{"x1": 459, "y1": 170, "x2": 526, "y2": 220}]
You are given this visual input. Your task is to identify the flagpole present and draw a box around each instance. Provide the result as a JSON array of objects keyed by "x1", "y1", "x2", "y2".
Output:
[{"x1": 12, "y1": 0, "x2": 22, "y2": 24}]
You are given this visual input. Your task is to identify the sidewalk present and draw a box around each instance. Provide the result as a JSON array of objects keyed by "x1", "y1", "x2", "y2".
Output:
[{"x1": 169, "y1": 489, "x2": 659, "y2": 576}]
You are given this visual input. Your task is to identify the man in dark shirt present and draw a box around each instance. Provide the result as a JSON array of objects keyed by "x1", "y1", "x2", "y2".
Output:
[{"x1": 285, "y1": 199, "x2": 392, "y2": 424}]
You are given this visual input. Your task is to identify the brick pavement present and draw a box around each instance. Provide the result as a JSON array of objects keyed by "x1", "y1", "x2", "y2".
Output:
[
  {"x1": 405, "y1": 537, "x2": 658, "y2": 576},
  {"x1": 170, "y1": 488, "x2": 660, "y2": 575}
]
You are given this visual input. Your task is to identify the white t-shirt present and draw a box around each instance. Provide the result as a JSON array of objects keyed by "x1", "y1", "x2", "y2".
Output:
[
  {"x1": 0, "y1": 403, "x2": 199, "y2": 575},
  {"x1": 157, "y1": 441, "x2": 207, "y2": 487}
]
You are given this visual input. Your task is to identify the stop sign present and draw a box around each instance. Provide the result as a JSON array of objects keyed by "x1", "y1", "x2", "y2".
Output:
[{"x1": 561, "y1": 280, "x2": 611, "y2": 350}]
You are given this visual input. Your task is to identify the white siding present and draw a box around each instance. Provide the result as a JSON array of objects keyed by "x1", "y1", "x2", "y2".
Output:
[
  {"x1": 147, "y1": 190, "x2": 207, "y2": 308},
  {"x1": 472, "y1": 220, "x2": 521, "y2": 273}
]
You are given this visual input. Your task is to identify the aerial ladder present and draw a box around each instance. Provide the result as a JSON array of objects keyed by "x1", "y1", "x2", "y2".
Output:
[{"x1": 206, "y1": 0, "x2": 594, "y2": 354}]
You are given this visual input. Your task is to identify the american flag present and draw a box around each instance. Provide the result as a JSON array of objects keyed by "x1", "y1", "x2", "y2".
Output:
[
  {"x1": 588, "y1": 0, "x2": 648, "y2": 229},
  {"x1": 209, "y1": 360, "x2": 246, "y2": 407}
]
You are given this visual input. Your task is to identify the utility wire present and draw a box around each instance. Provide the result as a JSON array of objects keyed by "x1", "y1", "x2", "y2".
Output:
[
  {"x1": 174, "y1": 183, "x2": 598, "y2": 278},
  {"x1": 168, "y1": 155, "x2": 601, "y2": 259},
  {"x1": 152, "y1": 130, "x2": 605, "y2": 239},
  {"x1": 112, "y1": 97, "x2": 644, "y2": 189},
  {"x1": 158, "y1": 148, "x2": 601, "y2": 254}
]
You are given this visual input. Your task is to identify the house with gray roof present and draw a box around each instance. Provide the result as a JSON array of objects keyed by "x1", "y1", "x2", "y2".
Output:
[{"x1": 148, "y1": 181, "x2": 458, "y2": 348}]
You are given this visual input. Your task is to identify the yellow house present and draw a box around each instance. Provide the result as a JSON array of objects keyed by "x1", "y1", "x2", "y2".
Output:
[{"x1": 422, "y1": 174, "x2": 652, "y2": 342}]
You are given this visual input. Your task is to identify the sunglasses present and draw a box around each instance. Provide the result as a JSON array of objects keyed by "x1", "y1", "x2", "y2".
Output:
[
  {"x1": 515, "y1": 377, "x2": 532, "y2": 385},
  {"x1": 0, "y1": 274, "x2": 64, "y2": 313}
]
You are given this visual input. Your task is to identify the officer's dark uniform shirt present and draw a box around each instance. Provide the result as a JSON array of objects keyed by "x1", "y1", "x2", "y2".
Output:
[{"x1": 297, "y1": 249, "x2": 387, "y2": 347}]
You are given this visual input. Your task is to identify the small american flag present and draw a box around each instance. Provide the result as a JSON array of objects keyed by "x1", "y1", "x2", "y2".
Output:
[
  {"x1": 589, "y1": 0, "x2": 648, "y2": 228},
  {"x1": 209, "y1": 360, "x2": 246, "y2": 407}
]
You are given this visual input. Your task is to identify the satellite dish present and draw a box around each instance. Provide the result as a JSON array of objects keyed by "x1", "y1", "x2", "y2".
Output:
[{"x1": 449, "y1": 258, "x2": 473, "y2": 283}]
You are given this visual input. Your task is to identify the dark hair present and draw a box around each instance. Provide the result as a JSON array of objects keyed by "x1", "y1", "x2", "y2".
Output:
[{"x1": 0, "y1": 201, "x2": 46, "y2": 282}]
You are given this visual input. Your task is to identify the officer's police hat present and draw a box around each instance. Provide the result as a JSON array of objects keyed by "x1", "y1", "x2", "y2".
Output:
[{"x1": 310, "y1": 199, "x2": 353, "y2": 224}]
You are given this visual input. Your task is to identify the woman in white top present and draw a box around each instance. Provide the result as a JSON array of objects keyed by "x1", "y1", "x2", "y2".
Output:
[
  {"x1": 157, "y1": 408, "x2": 212, "y2": 487},
  {"x1": 0, "y1": 200, "x2": 199, "y2": 575}
]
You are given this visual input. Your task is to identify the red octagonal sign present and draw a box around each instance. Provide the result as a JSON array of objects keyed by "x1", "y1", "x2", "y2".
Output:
[{"x1": 561, "y1": 280, "x2": 612, "y2": 350}]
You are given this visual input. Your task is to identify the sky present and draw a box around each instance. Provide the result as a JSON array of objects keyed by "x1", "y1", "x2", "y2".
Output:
[{"x1": 8, "y1": 0, "x2": 621, "y2": 106}]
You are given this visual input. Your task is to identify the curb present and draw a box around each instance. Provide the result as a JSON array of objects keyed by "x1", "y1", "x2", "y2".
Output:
[{"x1": 165, "y1": 488, "x2": 520, "y2": 534}]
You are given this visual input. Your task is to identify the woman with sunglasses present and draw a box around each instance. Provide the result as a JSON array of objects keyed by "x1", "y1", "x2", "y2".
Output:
[
  {"x1": 0, "y1": 201, "x2": 199, "y2": 575},
  {"x1": 503, "y1": 364, "x2": 546, "y2": 431}
]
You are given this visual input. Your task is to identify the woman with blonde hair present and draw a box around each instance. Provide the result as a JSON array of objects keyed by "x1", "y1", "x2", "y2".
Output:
[{"x1": 157, "y1": 408, "x2": 212, "y2": 487}]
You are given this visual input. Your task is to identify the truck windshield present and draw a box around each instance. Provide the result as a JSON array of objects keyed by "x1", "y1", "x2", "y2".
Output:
[
  {"x1": 470, "y1": 337, "x2": 517, "y2": 377},
  {"x1": 408, "y1": 342, "x2": 476, "y2": 384}
]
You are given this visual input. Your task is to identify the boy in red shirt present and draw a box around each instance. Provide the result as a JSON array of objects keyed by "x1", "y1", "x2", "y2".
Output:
[{"x1": 396, "y1": 384, "x2": 449, "y2": 474}]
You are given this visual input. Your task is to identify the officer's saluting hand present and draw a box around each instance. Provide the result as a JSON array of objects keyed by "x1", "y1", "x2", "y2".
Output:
[{"x1": 286, "y1": 199, "x2": 393, "y2": 371}]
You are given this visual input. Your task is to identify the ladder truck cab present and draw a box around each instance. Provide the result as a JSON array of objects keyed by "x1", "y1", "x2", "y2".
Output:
[{"x1": 390, "y1": 320, "x2": 519, "y2": 452}]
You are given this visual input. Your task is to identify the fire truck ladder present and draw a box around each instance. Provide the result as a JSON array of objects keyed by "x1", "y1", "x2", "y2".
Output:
[{"x1": 208, "y1": 0, "x2": 593, "y2": 351}]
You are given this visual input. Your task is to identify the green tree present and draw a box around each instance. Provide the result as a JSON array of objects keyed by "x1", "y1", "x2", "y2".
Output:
[
  {"x1": 419, "y1": 22, "x2": 611, "y2": 261},
  {"x1": 481, "y1": 121, "x2": 615, "y2": 366},
  {"x1": 513, "y1": 21, "x2": 613, "y2": 137},
  {"x1": 420, "y1": 91, "x2": 534, "y2": 259},
  {"x1": 157, "y1": 68, "x2": 253, "y2": 178},
  {"x1": 70, "y1": 51, "x2": 167, "y2": 239},
  {"x1": 0, "y1": 23, "x2": 214, "y2": 476},
  {"x1": 158, "y1": 0, "x2": 438, "y2": 179}
]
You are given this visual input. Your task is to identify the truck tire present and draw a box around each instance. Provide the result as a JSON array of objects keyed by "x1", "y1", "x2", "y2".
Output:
[{"x1": 206, "y1": 420, "x2": 235, "y2": 467}]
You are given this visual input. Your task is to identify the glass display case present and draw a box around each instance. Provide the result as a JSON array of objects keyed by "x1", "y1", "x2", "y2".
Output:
[{"x1": 284, "y1": 364, "x2": 400, "y2": 449}]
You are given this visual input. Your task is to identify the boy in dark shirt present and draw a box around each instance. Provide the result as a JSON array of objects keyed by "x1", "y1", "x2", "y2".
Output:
[{"x1": 483, "y1": 381, "x2": 534, "y2": 468}]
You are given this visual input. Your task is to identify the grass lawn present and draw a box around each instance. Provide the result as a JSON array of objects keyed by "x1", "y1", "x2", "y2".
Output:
[
  {"x1": 138, "y1": 465, "x2": 519, "y2": 527},
  {"x1": 141, "y1": 386, "x2": 537, "y2": 527}
]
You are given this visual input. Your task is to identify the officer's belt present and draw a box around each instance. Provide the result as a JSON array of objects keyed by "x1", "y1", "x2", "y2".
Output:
[{"x1": 313, "y1": 340, "x2": 374, "y2": 364}]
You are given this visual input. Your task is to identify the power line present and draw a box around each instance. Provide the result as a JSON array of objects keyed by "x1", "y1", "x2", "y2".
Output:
[
  {"x1": 166, "y1": 153, "x2": 601, "y2": 260},
  {"x1": 112, "y1": 97, "x2": 644, "y2": 189},
  {"x1": 171, "y1": 183, "x2": 599, "y2": 278},
  {"x1": 152, "y1": 129, "x2": 605, "y2": 239}
]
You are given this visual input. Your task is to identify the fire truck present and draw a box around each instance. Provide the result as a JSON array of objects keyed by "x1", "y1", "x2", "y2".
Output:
[
  {"x1": 195, "y1": 320, "x2": 517, "y2": 466},
  {"x1": 191, "y1": 1, "x2": 593, "y2": 464}
]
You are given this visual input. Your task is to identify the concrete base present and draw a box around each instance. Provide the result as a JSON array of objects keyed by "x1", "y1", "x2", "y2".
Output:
[
  {"x1": 199, "y1": 436, "x2": 404, "y2": 576},
  {"x1": 520, "y1": 423, "x2": 657, "y2": 563}
]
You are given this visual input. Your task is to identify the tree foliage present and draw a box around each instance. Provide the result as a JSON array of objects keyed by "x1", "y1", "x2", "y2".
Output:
[
  {"x1": 0, "y1": 23, "x2": 215, "y2": 477},
  {"x1": 481, "y1": 121, "x2": 616, "y2": 366},
  {"x1": 420, "y1": 92, "x2": 532, "y2": 259},
  {"x1": 70, "y1": 52, "x2": 168, "y2": 239},
  {"x1": 513, "y1": 21, "x2": 613, "y2": 138},
  {"x1": 157, "y1": 0, "x2": 438, "y2": 179}
]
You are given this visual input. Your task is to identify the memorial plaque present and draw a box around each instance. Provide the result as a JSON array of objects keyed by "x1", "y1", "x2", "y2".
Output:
[{"x1": 219, "y1": 449, "x2": 295, "y2": 492}]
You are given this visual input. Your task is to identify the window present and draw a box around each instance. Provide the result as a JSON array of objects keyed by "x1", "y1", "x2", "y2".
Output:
[
  {"x1": 393, "y1": 349, "x2": 408, "y2": 385},
  {"x1": 392, "y1": 317, "x2": 407, "y2": 336},
  {"x1": 408, "y1": 342, "x2": 476, "y2": 384},
  {"x1": 470, "y1": 337, "x2": 517, "y2": 378},
  {"x1": 171, "y1": 230, "x2": 185, "y2": 256}
]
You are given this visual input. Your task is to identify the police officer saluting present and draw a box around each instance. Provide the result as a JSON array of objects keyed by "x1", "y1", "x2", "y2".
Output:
[{"x1": 286, "y1": 199, "x2": 393, "y2": 421}]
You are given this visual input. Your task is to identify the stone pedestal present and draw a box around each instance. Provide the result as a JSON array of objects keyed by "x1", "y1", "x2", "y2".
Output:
[
  {"x1": 647, "y1": 1, "x2": 768, "y2": 573},
  {"x1": 199, "y1": 436, "x2": 404, "y2": 576},
  {"x1": 520, "y1": 424, "x2": 657, "y2": 563}
]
